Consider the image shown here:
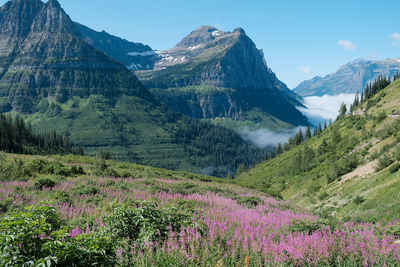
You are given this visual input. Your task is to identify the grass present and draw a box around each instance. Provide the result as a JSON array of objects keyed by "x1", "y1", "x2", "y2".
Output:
[
  {"x1": 21, "y1": 94, "x2": 263, "y2": 176},
  {"x1": 1, "y1": 152, "x2": 399, "y2": 266},
  {"x1": 236, "y1": 79, "x2": 400, "y2": 223}
]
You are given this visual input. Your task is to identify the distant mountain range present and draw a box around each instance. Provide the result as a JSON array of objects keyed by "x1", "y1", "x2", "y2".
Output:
[
  {"x1": 78, "y1": 24, "x2": 308, "y2": 131},
  {"x1": 294, "y1": 58, "x2": 400, "y2": 97},
  {"x1": 0, "y1": 0, "x2": 262, "y2": 176}
]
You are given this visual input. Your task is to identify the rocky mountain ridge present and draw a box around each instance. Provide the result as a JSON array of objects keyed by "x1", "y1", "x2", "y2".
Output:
[
  {"x1": 0, "y1": 0, "x2": 262, "y2": 175},
  {"x1": 294, "y1": 58, "x2": 400, "y2": 96},
  {"x1": 135, "y1": 26, "x2": 308, "y2": 129}
]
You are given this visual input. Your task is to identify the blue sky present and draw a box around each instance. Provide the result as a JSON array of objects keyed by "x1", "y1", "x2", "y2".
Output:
[{"x1": 1, "y1": 0, "x2": 399, "y2": 88}]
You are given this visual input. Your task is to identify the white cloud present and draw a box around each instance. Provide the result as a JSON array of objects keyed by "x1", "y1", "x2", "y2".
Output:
[
  {"x1": 299, "y1": 66, "x2": 311, "y2": 74},
  {"x1": 240, "y1": 126, "x2": 307, "y2": 148},
  {"x1": 338, "y1": 40, "x2": 356, "y2": 51},
  {"x1": 297, "y1": 94, "x2": 355, "y2": 126},
  {"x1": 390, "y1": 33, "x2": 400, "y2": 47}
]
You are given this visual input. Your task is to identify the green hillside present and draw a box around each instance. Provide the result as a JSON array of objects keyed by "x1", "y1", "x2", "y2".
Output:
[
  {"x1": 236, "y1": 78, "x2": 400, "y2": 223},
  {"x1": 0, "y1": 0, "x2": 263, "y2": 176},
  {"x1": 1, "y1": 152, "x2": 399, "y2": 266},
  {"x1": 22, "y1": 94, "x2": 262, "y2": 175}
]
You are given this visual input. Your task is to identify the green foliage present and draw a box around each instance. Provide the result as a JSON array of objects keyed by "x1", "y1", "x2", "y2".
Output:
[
  {"x1": 385, "y1": 223, "x2": 400, "y2": 237},
  {"x1": 27, "y1": 94, "x2": 263, "y2": 177},
  {"x1": 73, "y1": 185, "x2": 99, "y2": 196},
  {"x1": 353, "y1": 195, "x2": 365, "y2": 205},
  {"x1": 339, "y1": 102, "x2": 347, "y2": 117},
  {"x1": 290, "y1": 218, "x2": 334, "y2": 235},
  {"x1": 236, "y1": 196, "x2": 263, "y2": 208},
  {"x1": 33, "y1": 178, "x2": 56, "y2": 190},
  {"x1": 291, "y1": 144, "x2": 315, "y2": 174},
  {"x1": 388, "y1": 162, "x2": 400, "y2": 173},
  {"x1": 104, "y1": 201, "x2": 203, "y2": 248},
  {"x1": 376, "y1": 154, "x2": 394, "y2": 172},
  {"x1": 0, "y1": 113, "x2": 83, "y2": 155},
  {"x1": 93, "y1": 149, "x2": 109, "y2": 176},
  {"x1": 0, "y1": 206, "x2": 116, "y2": 266}
]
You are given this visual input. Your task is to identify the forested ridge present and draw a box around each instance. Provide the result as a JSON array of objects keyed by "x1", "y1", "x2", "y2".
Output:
[{"x1": 0, "y1": 113, "x2": 83, "y2": 155}]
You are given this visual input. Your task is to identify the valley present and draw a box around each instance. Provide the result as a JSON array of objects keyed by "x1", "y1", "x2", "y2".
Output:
[{"x1": 0, "y1": 0, "x2": 400, "y2": 266}]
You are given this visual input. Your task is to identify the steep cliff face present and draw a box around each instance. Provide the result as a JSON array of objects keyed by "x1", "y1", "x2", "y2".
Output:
[
  {"x1": 136, "y1": 26, "x2": 308, "y2": 128},
  {"x1": 76, "y1": 22, "x2": 159, "y2": 71},
  {"x1": 294, "y1": 58, "x2": 400, "y2": 97},
  {"x1": 0, "y1": 0, "x2": 152, "y2": 113},
  {"x1": 0, "y1": 0, "x2": 263, "y2": 175}
]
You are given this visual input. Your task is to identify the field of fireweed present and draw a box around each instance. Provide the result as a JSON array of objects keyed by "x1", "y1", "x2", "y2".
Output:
[{"x1": 1, "y1": 168, "x2": 400, "y2": 267}]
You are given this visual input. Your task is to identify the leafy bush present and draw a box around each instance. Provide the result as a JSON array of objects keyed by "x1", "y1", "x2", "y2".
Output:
[
  {"x1": 376, "y1": 154, "x2": 394, "y2": 172},
  {"x1": 237, "y1": 196, "x2": 263, "y2": 208},
  {"x1": 353, "y1": 195, "x2": 365, "y2": 205},
  {"x1": 26, "y1": 159, "x2": 73, "y2": 176},
  {"x1": 104, "y1": 201, "x2": 203, "y2": 247},
  {"x1": 33, "y1": 178, "x2": 56, "y2": 190},
  {"x1": 73, "y1": 185, "x2": 99, "y2": 196},
  {"x1": 0, "y1": 206, "x2": 115, "y2": 266},
  {"x1": 0, "y1": 198, "x2": 12, "y2": 213},
  {"x1": 70, "y1": 165, "x2": 85, "y2": 176},
  {"x1": 290, "y1": 218, "x2": 334, "y2": 235},
  {"x1": 389, "y1": 162, "x2": 400, "y2": 173}
]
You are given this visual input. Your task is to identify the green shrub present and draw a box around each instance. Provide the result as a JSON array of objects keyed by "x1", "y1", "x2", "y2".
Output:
[
  {"x1": 0, "y1": 206, "x2": 116, "y2": 266},
  {"x1": 70, "y1": 165, "x2": 85, "y2": 176},
  {"x1": 237, "y1": 196, "x2": 263, "y2": 208},
  {"x1": 51, "y1": 191, "x2": 71, "y2": 204},
  {"x1": 290, "y1": 218, "x2": 335, "y2": 235},
  {"x1": 389, "y1": 162, "x2": 400, "y2": 173},
  {"x1": 0, "y1": 198, "x2": 12, "y2": 213},
  {"x1": 353, "y1": 195, "x2": 365, "y2": 205},
  {"x1": 73, "y1": 185, "x2": 99, "y2": 196},
  {"x1": 376, "y1": 154, "x2": 394, "y2": 172},
  {"x1": 104, "y1": 201, "x2": 203, "y2": 248},
  {"x1": 318, "y1": 192, "x2": 329, "y2": 200},
  {"x1": 33, "y1": 178, "x2": 56, "y2": 190},
  {"x1": 27, "y1": 159, "x2": 71, "y2": 176}
]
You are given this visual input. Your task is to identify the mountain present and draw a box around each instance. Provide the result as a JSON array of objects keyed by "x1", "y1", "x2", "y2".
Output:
[
  {"x1": 237, "y1": 77, "x2": 400, "y2": 222},
  {"x1": 0, "y1": 0, "x2": 262, "y2": 175},
  {"x1": 133, "y1": 26, "x2": 308, "y2": 131},
  {"x1": 75, "y1": 22, "x2": 159, "y2": 71},
  {"x1": 294, "y1": 58, "x2": 400, "y2": 97}
]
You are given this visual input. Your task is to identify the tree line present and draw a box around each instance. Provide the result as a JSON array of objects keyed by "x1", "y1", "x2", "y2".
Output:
[
  {"x1": 0, "y1": 113, "x2": 83, "y2": 155},
  {"x1": 350, "y1": 74, "x2": 399, "y2": 113}
]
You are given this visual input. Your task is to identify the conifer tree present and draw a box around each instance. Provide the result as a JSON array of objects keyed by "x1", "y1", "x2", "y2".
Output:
[
  {"x1": 305, "y1": 126, "x2": 312, "y2": 140},
  {"x1": 276, "y1": 143, "x2": 283, "y2": 155},
  {"x1": 339, "y1": 102, "x2": 347, "y2": 117}
]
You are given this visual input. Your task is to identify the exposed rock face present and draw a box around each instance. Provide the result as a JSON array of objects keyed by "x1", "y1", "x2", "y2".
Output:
[
  {"x1": 0, "y1": 0, "x2": 152, "y2": 113},
  {"x1": 76, "y1": 22, "x2": 159, "y2": 71},
  {"x1": 136, "y1": 26, "x2": 308, "y2": 127},
  {"x1": 0, "y1": 0, "x2": 262, "y2": 175},
  {"x1": 294, "y1": 58, "x2": 400, "y2": 97}
]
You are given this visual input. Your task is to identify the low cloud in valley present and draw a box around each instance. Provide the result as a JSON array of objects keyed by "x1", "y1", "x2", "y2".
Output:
[
  {"x1": 240, "y1": 126, "x2": 307, "y2": 149},
  {"x1": 298, "y1": 94, "x2": 355, "y2": 126}
]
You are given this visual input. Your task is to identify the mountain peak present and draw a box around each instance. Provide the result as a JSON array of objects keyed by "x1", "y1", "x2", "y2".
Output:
[
  {"x1": 46, "y1": 0, "x2": 61, "y2": 9},
  {"x1": 351, "y1": 57, "x2": 368, "y2": 64},
  {"x1": 233, "y1": 27, "x2": 246, "y2": 35},
  {"x1": 31, "y1": 0, "x2": 78, "y2": 34},
  {"x1": 174, "y1": 25, "x2": 221, "y2": 49}
]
